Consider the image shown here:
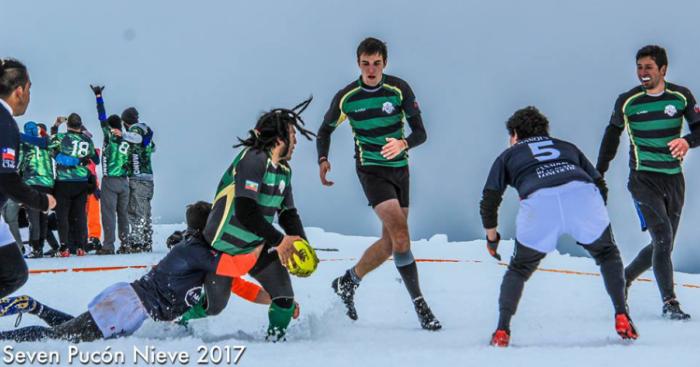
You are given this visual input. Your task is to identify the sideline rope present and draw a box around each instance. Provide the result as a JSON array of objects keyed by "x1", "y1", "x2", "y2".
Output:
[{"x1": 28, "y1": 258, "x2": 700, "y2": 289}]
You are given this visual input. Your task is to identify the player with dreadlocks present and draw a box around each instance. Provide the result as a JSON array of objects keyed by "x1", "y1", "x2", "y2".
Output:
[{"x1": 200, "y1": 97, "x2": 316, "y2": 341}]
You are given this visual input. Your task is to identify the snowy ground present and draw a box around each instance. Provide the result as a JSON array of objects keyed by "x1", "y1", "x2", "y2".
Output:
[{"x1": 1, "y1": 225, "x2": 698, "y2": 366}]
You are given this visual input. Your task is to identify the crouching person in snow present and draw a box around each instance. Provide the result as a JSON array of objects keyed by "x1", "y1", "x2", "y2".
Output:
[
  {"x1": 0, "y1": 201, "x2": 288, "y2": 342},
  {"x1": 480, "y1": 106, "x2": 638, "y2": 347},
  {"x1": 201, "y1": 97, "x2": 318, "y2": 342}
]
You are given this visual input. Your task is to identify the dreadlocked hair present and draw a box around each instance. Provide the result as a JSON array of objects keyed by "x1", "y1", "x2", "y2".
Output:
[{"x1": 235, "y1": 96, "x2": 316, "y2": 150}]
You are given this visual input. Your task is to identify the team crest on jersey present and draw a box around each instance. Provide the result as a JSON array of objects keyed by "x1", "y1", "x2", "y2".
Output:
[
  {"x1": 1, "y1": 148, "x2": 16, "y2": 169},
  {"x1": 382, "y1": 102, "x2": 395, "y2": 114},
  {"x1": 184, "y1": 286, "x2": 203, "y2": 307},
  {"x1": 664, "y1": 104, "x2": 677, "y2": 117},
  {"x1": 279, "y1": 179, "x2": 286, "y2": 193}
]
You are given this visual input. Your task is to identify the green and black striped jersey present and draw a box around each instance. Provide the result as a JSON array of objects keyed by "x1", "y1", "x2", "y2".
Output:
[
  {"x1": 610, "y1": 83, "x2": 700, "y2": 175},
  {"x1": 205, "y1": 148, "x2": 294, "y2": 255},
  {"x1": 49, "y1": 132, "x2": 96, "y2": 181},
  {"x1": 320, "y1": 75, "x2": 421, "y2": 167},
  {"x1": 19, "y1": 142, "x2": 54, "y2": 187}
]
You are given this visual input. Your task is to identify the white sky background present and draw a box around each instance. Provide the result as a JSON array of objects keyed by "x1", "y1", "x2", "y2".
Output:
[{"x1": 3, "y1": 0, "x2": 700, "y2": 271}]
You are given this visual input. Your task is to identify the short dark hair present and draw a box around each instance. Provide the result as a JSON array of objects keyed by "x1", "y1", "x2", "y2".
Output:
[
  {"x1": 0, "y1": 58, "x2": 29, "y2": 98},
  {"x1": 186, "y1": 201, "x2": 212, "y2": 232},
  {"x1": 636, "y1": 45, "x2": 668, "y2": 69},
  {"x1": 357, "y1": 37, "x2": 387, "y2": 63},
  {"x1": 67, "y1": 113, "x2": 83, "y2": 129},
  {"x1": 506, "y1": 106, "x2": 550, "y2": 139},
  {"x1": 107, "y1": 114, "x2": 122, "y2": 130},
  {"x1": 236, "y1": 96, "x2": 315, "y2": 151}
]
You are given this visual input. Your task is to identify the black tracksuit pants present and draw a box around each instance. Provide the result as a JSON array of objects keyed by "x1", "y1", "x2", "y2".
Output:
[
  {"x1": 54, "y1": 181, "x2": 90, "y2": 253},
  {"x1": 0, "y1": 244, "x2": 28, "y2": 298},
  {"x1": 625, "y1": 170, "x2": 684, "y2": 302},
  {"x1": 498, "y1": 226, "x2": 627, "y2": 330}
]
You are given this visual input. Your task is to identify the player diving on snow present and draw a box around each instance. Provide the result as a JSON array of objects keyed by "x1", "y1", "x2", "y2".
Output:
[
  {"x1": 0, "y1": 99, "x2": 320, "y2": 343},
  {"x1": 480, "y1": 106, "x2": 638, "y2": 347}
]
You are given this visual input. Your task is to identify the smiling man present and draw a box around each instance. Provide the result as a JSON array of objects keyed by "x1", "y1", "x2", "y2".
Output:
[
  {"x1": 596, "y1": 45, "x2": 700, "y2": 320},
  {"x1": 316, "y1": 37, "x2": 439, "y2": 330}
]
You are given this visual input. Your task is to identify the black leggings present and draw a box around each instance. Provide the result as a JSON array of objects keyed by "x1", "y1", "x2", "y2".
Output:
[
  {"x1": 498, "y1": 226, "x2": 626, "y2": 330},
  {"x1": 625, "y1": 171, "x2": 684, "y2": 301},
  {"x1": 0, "y1": 306, "x2": 102, "y2": 343},
  {"x1": 0, "y1": 244, "x2": 28, "y2": 298}
]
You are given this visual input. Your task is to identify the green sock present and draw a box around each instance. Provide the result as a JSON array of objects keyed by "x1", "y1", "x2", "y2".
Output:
[
  {"x1": 266, "y1": 302, "x2": 295, "y2": 341},
  {"x1": 178, "y1": 297, "x2": 208, "y2": 326}
]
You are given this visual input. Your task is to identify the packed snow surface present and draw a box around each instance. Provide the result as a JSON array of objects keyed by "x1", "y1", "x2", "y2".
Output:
[{"x1": 1, "y1": 225, "x2": 697, "y2": 366}]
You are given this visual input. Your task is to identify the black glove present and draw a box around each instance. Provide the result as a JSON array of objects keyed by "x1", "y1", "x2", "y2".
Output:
[
  {"x1": 166, "y1": 230, "x2": 184, "y2": 249},
  {"x1": 90, "y1": 84, "x2": 105, "y2": 96},
  {"x1": 93, "y1": 188, "x2": 101, "y2": 200},
  {"x1": 486, "y1": 232, "x2": 502, "y2": 261}
]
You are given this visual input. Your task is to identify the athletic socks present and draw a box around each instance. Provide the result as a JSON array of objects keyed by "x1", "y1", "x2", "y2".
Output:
[
  {"x1": 394, "y1": 251, "x2": 423, "y2": 300},
  {"x1": 347, "y1": 267, "x2": 362, "y2": 285},
  {"x1": 266, "y1": 301, "x2": 295, "y2": 342}
]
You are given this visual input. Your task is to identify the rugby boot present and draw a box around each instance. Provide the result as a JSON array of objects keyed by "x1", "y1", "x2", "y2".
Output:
[
  {"x1": 490, "y1": 329, "x2": 510, "y2": 347},
  {"x1": 413, "y1": 297, "x2": 442, "y2": 330},
  {"x1": 615, "y1": 313, "x2": 639, "y2": 340},
  {"x1": 662, "y1": 299, "x2": 691, "y2": 320},
  {"x1": 332, "y1": 271, "x2": 359, "y2": 320},
  {"x1": 0, "y1": 296, "x2": 38, "y2": 317}
]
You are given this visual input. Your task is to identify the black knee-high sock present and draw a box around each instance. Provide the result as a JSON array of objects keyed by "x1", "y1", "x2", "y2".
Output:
[
  {"x1": 32, "y1": 303, "x2": 74, "y2": 327},
  {"x1": 397, "y1": 261, "x2": 423, "y2": 301}
]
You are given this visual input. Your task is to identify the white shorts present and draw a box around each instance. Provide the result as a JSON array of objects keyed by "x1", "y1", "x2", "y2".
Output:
[
  {"x1": 88, "y1": 282, "x2": 150, "y2": 339},
  {"x1": 515, "y1": 181, "x2": 610, "y2": 253},
  {"x1": 0, "y1": 218, "x2": 14, "y2": 248}
]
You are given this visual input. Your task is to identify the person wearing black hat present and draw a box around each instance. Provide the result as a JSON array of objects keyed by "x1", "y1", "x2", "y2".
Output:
[
  {"x1": 49, "y1": 113, "x2": 99, "y2": 256},
  {"x1": 0, "y1": 58, "x2": 55, "y2": 298},
  {"x1": 120, "y1": 106, "x2": 156, "y2": 253}
]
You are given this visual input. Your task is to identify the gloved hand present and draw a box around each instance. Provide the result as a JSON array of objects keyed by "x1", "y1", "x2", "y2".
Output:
[
  {"x1": 93, "y1": 188, "x2": 101, "y2": 200},
  {"x1": 55, "y1": 153, "x2": 80, "y2": 166},
  {"x1": 90, "y1": 84, "x2": 105, "y2": 97},
  {"x1": 486, "y1": 232, "x2": 502, "y2": 261},
  {"x1": 166, "y1": 230, "x2": 184, "y2": 249}
]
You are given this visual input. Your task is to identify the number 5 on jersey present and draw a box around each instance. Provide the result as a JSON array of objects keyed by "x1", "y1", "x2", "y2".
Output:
[{"x1": 528, "y1": 140, "x2": 560, "y2": 161}]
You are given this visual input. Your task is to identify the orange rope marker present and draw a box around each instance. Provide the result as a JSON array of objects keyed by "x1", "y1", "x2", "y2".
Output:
[{"x1": 27, "y1": 258, "x2": 700, "y2": 289}]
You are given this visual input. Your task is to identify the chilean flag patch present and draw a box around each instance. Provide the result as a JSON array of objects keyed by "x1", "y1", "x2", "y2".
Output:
[{"x1": 1, "y1": 148, "x2": 15, "y2": 161}]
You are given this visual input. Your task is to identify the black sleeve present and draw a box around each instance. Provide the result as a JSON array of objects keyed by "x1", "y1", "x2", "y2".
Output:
[
  {"x1": 405, "y1": 113, "x2": 426, "y2": 149},
  {"x1": 480, "y1": 189, "x2": 503, "y2": 229},
  {"x1": 399, "y1": 79, "x2": 421, "y2": 118},
  {"x1": 480, "y1": 156, "x2": 508, "y2": 229},
  {"x1": 234, "y1": 197, "x2": 284, "y2": 247},
  {"x1": 0, "y1": 173, "x2": 49, "y2": 211},
  {"x1": 50, "y1": 124, "x2": 59, "y2": 135},
  {"x1": 596, "y1": 124, "x2": 624, "y2": 176},
  {"x1": 278, "y1": 208, "x2": 306, "y2": 240},
  {"x1": 683, "y1": 123, "x2": 700, "y2": 148},
  {"x1": 577, "y1": 147, "x2": 602, "y2": 181},
  {"x1": 316, "y1": 90, "x2": 345, "y2": 162},
  {"x1": 593, "y1": 177, "x2": 608, "y2": 204}
]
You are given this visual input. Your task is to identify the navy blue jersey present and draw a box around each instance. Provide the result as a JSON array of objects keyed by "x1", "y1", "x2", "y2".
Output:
[
  {"x1": 484, "y1": 136, "x2": 600, "y2": 198},
  {"x1": 131, "y1": 236, "x2": 221, "y2": 321},
  {"x1": 0, "y1": 103, "x2": 20, "y2": 210}
]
